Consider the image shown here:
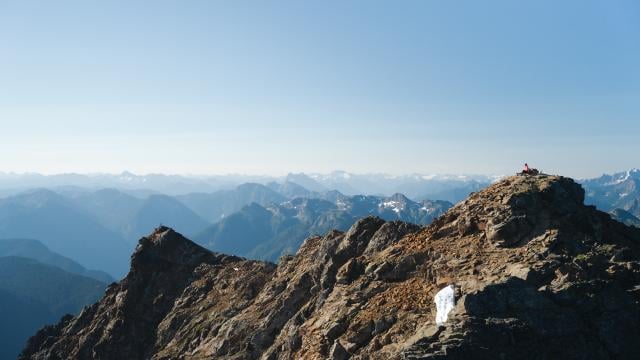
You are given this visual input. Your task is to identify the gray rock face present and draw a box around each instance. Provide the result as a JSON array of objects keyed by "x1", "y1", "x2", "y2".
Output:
[
  {"x1": 364, "y1": 221, "x2": 421, "y2": 255},
  {"x1": 20, "y1": 175, "x2": 640, "y2": 360},
  {"x1": 485, "y1": 215, "x2": 533, "y2": 246}
]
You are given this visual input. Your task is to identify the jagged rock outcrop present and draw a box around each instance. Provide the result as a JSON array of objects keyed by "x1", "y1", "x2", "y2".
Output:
[{"x1": 21, "y1": 175, "x2": 640, "y2": 359}]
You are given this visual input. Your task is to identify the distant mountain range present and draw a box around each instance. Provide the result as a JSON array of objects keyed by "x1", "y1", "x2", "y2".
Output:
[
  {"x1": 0, "y1": 188, "x2": 215, "y2": 278},
  {"x1": 0, "y1": 189, "x2": 131, "y2": 277},
  {"x1": 0, "y1": 171, "x2": 500, "y2": 202},
  {"x1": 66, "y1": 189, "x2": 210, "y2": 243},
  {"x1": 0, "y1": 239, "x2": 111, "y2": 359},
  {"x1": 0, "y1": 256, "x2": 106, "y2": 360},
  {"x1": 293, "y1": 171, "x2": 499, "y2": 201},
  {"x1": 194, "y1": 194, "x2": 452, "y2": 261},
  {"x1": 581, "y1": 168, "x2": 640, "y2": 219},
  {"x1": 0, "y1": 168, "x2": 638, "y2": 279},
  {"x1": 0, "y1": 179, "x2": 461, "y2": 277},
  {"x1": 0, "y1": 238, "x2": 113, "y2": 283},
  {"x1": 0, "y1": 171, "x2": 245, "y2": 196},
  {"x1": 176, "y1": 183, "x2": 287, "y2": 222}
]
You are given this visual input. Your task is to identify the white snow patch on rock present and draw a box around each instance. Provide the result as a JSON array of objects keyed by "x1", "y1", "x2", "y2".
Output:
[{"x1": 434, "y1": 285, "x2": 456, "y2": 325}]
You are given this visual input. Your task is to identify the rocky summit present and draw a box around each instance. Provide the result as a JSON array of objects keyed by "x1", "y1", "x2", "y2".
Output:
[{"x1": 20, "y1": 175, "x2": 640, "y2": 359}]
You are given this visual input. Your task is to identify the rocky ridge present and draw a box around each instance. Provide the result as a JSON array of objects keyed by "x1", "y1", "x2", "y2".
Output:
[{"x1": 21, "y1": 175, "x2": 640, "y2": 359}]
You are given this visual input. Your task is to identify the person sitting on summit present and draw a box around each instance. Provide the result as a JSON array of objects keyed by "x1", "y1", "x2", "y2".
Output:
[{"x1": 520, "y1": 163, "x2": 540, "y2": 175}]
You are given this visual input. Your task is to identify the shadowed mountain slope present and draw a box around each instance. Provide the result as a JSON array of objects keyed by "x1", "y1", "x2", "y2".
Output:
[
  {"x1": 610, "y1": 208, "x2": 640, "y2": 228},
  {"x1": 67, "y1": 189, "x2": 211, "y2": 245},
  {"x1": 0, "y1": 257, "x2": 106, "y2": 360},
  {"x1": 0, "y1": 189, "x2": 130, "y2": 277},
  {"x1": 0, "y1": 238, "x2": 113, "y2": 283},
  {"x1": 176, "y1": 183, "x2": 287, "y2": 222}
]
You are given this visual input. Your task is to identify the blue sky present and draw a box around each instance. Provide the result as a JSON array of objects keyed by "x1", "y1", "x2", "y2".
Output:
[{"x1": 0, "y1": 0, "x2": 638, "y2": 178}]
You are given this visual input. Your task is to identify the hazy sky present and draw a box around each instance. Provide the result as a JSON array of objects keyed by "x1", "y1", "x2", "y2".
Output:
[{"x1": 1, "y1": 1, "x2": 638, "y2": 178}]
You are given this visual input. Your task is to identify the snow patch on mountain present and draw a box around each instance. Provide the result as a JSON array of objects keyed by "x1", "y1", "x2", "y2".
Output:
[{"x1": 381, "y1": 200, "x2": 403, "y2": 213}]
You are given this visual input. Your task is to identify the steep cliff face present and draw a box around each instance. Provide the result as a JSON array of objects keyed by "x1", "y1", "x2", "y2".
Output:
[{"x1": 21, "y1": 175, "x2": 640, "y2": 359}]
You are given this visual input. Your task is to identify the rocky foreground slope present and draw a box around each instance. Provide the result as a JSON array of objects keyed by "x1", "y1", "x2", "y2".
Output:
[{"x1": 21, "y1": 175, "x2": 640, "y2": 359}]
